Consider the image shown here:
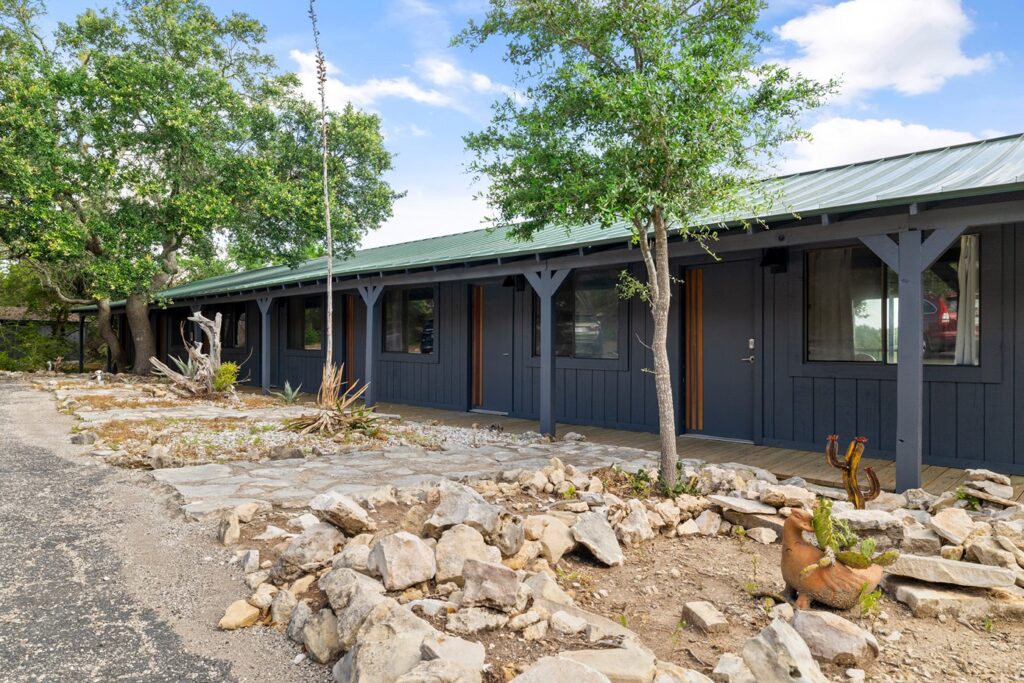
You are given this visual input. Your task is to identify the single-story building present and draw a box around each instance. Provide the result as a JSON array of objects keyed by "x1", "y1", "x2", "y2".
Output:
[{"x1": 100, "y1": 133, "x2": 1024, "y2": 489}]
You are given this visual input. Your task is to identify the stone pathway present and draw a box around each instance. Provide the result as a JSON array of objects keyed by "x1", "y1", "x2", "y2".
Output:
[{"x1": 153, "y1": 442, "x2": 659, "y2": 518}]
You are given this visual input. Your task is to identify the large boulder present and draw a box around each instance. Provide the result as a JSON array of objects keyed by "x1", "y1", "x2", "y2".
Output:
[
  {"x1": 420, "y1": 632, "x2": 485, "y2": 681},
  {"x1": 423, "y1": 481, "x2": 502, "y2": 538},
  {"x1": 887, "y1": 553, "x2": 1016, "y2": 588},
  {"x1": 271, "y1": 526, "x2": 344, "y2": 582},
  {"x1": 741, "y1": 618, "x2": 827, "y2": 683},
  {"x1": 491, "y1": 512, "x2": 526, "y2": 557},
  {"x1": 460, "y1": 559, "x2": 522, "y2": 611},
  {"x1": 368, "y1": 532, "x2": 437, "y2": 591},
  {"x1": 301, "y1": 608, "x2": 342, "y2": 664},
  {"x1": 319, "y1": 567, "x2": 386, "y2": 611},
  {"x1": 333, "y1": 599, "x2": 438, "y2": 683},
  {"x1": 538, "y1": 517, "x2": 576, "y2": 564},
  {"x1": 790, "y1": 610, "x2": 879, "y2": 666},
  {"x1": 966, "y1": 536, "x2": 1018, "y2": 569},
  {"x1": 218, "y1": 599, "x2": 260, "y2": 630},
  {"x1": 573, "y1": 512, "x2": 625, "y2": 566},
  {"x1": 435, "y1": 525, "x2": 502, "y2": 585},
  {"x1": 510, "y1": 656, "x2": 612, "y2": 683},
  {"x1": 561, "y1": 648, "x2": 657, "y2": 683},
  {"x1": 396, "y1": 659, "x2": 478, "y2": 683},
  {"x1": 310, "y1": 490, "x2": 377, "y2": 535}
]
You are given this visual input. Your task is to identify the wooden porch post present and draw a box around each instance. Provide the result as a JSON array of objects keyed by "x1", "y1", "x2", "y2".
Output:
[
  {"x1": 256, "y1": 297, "x2": 274, "y2": 394},
  {"x1": 358, "y1": 285, "x2": 383, "y2": 407},
  {"x1": 78, "y1": 314, "x2": 86, "y2": 373},
  {"x1": 524, "y1": 269, "x2": 571, "y2": 437},
  {"x1": 861, "y1": 225, "x2": 965, "y2": 491}
]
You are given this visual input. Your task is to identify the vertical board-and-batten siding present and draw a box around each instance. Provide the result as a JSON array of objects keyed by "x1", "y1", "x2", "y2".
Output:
[{"x1": 761, "y1": 222, "x2": 1020, "y2": 471}]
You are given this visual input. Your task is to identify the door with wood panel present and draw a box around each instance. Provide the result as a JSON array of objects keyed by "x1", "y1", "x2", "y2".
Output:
[
  {"x1": 472, "y1": 284, "x2": 514, "y2": 414},
  {"x1": 684, "y1": 260, "x2": 756, "y2": 441}
]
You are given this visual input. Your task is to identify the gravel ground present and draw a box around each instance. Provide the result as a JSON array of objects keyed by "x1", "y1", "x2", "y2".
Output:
[{"x1": 0, "y1": 377, "x2": 331, "y2": 683}]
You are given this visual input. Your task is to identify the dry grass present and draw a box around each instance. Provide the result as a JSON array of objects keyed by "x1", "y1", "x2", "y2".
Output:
[{"x1": 76, "y1": 394, "x2": 183, "y2": 411}]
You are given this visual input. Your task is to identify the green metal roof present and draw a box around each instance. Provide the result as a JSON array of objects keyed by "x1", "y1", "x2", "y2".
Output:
[{"x1": 144, "y1": 132, "x2": 1024, "y2": 303}]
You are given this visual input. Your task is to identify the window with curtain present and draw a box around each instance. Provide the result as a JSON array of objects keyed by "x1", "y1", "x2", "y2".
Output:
[
  {"x1": 532, "y1": 269, "x2": 621, "y2": 359},
  {"x1": 287, "y1": 297, "x2": 322, "y2": 351},
  {"x1": 220, "y1": 303, "x2": 247, "y2": 349},
  {"x1": 382, "y1": 287, "x2": 435, "y2": 354},
  {"x1": 805, "y1": 235, "x2": 980, "y2": 366}
]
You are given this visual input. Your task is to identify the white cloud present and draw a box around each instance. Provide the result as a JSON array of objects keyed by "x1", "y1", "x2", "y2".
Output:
[
  {"x1": 415, "y1": 56, "x2": 518, "y2": 98},
  {"x1": 290, "y1": 49, "x2": 454, "y2": 110},
  {"x1": 360, "y1": 186, "x2": 491, "y2": 248},
  {"x1": 780, "y1": 117, "x2": 977, "y2": 173},
  {"x1": 776, "y1": 0, "x2": 992, "y2": 97}
]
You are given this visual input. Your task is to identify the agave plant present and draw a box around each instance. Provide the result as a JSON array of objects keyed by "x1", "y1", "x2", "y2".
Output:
[
  {"x1": 285, "y1": 364, "x2": 379, "y2": 437},
  {"x1": 169, "y1": 355, "x2": 198, "y2": 380},
  {"x1": 272, "y1": 381, "x2": 302, "y2": 404}
]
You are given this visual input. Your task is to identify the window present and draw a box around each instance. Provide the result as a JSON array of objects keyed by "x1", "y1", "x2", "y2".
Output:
[
  {"x1": 383, "y1": 287, "x2": 435, "y2": 354},
  {"x1": 220, "y1": 304, "x2": 247, "y2": 349},
  {"x1": 805, "y1": 235, "x2": 980, "y2": 366},
  {"x1": 287, "y1": 297, "x2": 322, "y2": 351},
  {"x1": 532, "y1": 269, "x2": 621, "y2": 359}
]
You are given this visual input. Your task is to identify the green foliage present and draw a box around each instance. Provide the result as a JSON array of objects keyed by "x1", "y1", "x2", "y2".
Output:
[
  {"x1": 562, "y1": 484, "x2": 578, "y2": 500},
  {"x1": 272, "y1": 380, "x2": 303, "y2": 404},
  {"x1": 811, "y1": 498, "x2": 900, "y2": 571},
  {"x1": 955, "y1": 486, "x2": 983, "y2": 511},
  {"x1": 660, "y1": 460, "x2": 700, "y2": 497},
  {"x1": 0, "y1": 0, "x2": 399, "y2": 319},
  {"x1": 626, "y1": 467, "x2": 652, "y2": 497},
  {"x1": 856, "y1": 586, "x2": 882, "y2": 617},
  {"x1": 0, "y1": 322, "x2": 73, "y2": 371},
  {"x1": 170, "y1": 355, "x2": 198, "y2": 380},
  {"x1": 213, "y1": 361, "x2": 239, "y2": 392},
  {"x1": 983, "y1": 616, "x2": 995, "y2": 633}
]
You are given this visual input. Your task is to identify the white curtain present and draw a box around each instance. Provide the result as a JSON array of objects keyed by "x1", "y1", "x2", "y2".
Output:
[
  {"x1": 808, "y1": 248, "x2": 855, "y2": 361},
  {"x1": 954, "y1": 234, "x2": 980, "y2": 366}
]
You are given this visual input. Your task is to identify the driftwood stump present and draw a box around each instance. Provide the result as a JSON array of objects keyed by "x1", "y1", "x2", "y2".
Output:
[{"x1": 150, "y1": 311, "x2": 224, "y2": 396}]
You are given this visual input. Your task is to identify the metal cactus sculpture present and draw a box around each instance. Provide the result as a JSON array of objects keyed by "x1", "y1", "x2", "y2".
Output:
[{"x1": 825, "y1": 434, "x2": 880, "y2": 509}]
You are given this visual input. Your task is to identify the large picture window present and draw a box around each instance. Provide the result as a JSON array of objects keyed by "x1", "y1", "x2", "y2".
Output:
[
  {"x1": 383, "y1": 287, "x2": 435, "y2": 354},
  {"x1": 287, "y1": 297, "x2": 322, "y2": 351},
  {"x1": 805, "y1": 235, "x2": 980, "y2": 366},
  {"x1": 220, "y1": 303, "x2": 247, "y2": 349},
  {"x1": 532, "y1": 269, "x2": 621, "y2": 360}
]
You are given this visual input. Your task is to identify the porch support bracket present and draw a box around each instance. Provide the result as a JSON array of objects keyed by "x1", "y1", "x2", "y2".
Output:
[
  {"x1": 524, "y1": 268, "x2": 572, "y2": 437},
  {"x1": 256, "y1": 297, "x2": 274, "y2": 394},
  {"x1": 859, "y1": 225, "x2": 966, "y2": 491},
  {"x1": 357, "y1": 285, "x2": 384, "y2": 408}
]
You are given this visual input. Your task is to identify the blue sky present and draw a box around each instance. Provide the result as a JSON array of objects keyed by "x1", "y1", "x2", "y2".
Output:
[{"x1": 42, "y1": 0, "x2": 1024, "y2": 247}]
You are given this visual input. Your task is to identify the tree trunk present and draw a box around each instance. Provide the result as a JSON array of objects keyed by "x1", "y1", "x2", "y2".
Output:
[
  {"x1": 642, "y1": 210, "x2": 679, "y2": 489},
  {"x1": 96, "y1": 298, "x2": 127, "y2": 372},
  {"x1": 125, "y1": 293, "x2": 156, "y2": 375}
]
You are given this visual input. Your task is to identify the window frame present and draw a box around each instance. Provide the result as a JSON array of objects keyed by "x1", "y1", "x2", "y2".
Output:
[
  {"x1": 380, "y1": 285, "x2": 439, "y2": 363},
  {"x1": 286, "y1": 296, "x2": 324, "y2": 353},
  {"x1": 789, "y1": 230, "x2": 1001, "y2": 385},
  {"x1": 527, "y1": 268, "x2": 630, "y2": 371}
]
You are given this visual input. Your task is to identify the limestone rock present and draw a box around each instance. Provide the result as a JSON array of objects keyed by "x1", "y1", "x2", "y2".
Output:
[
  {"x1": 445, "y1": 607, "x2": 508, "y2": 634},
  {"x1": 903, "y1": 488, "x2": 937, "y2": 510},
  {"x1": 267, "y1": 444, "x2": 303, "y2": 460},
  {"x1": 760, "y1": 485, "x2": 816, "y2": 509},
  {"x1": 574, "y1": 512, "x2": 625, "y2": 566},
  {"x1": 966, "y1": 468, "x2": 1012, "y2": 487},
  {"x1": 929, "y1": 508, "x2": 980, "y2": 546},
  {"x1": 234, "y1": 500, "x2": 271, "y2": 523},
  {"x1": 616, "y1": 499, "x2": 656, "y2": 546},
  {"x1": 550, "y1": 610, "x2": 589, "y2": 635},
  {"x1": 682, "y1": 601, "x2": 728, "y2": 634},
  {"x1": 712, "y1": 653, "x2": 755, "y2": 683},
  {"x1": 420, "y1": 631, "x2": 486, "y2": 676},
  {"x1": 492, "y1": 513, "x2": 525, "y2": 557},
  {"x1": 270, "y1": 588, "x2": 297, "y2": 625},
  {"x1": 238, "y1": 549, "x2": 260, "y2": 573},
  {"x1": 368, "y1": 531, "x2": 437, "y2": 591},
  {"x1": 395, "y1": 659, "x2": 477, "y2": 683},
  {"x1": 286, "y1": 600, "x2": 312, "y2": 642},
  {"x1": 248, "y1": 582, "x2": 278, "y2": 611},
  {"x1": 310, "y1": 490, "x2": 377, "y2": 535},
  {"x1": 677, "y1": 519, "x2": 700, "y2": 536},
  {"x1": 901, "y1": 525, "x2": 942, "y2": 555},
  {"x1": 510, "y1": 656, "x2": 612, "y2": 683},
  {"x1": 887, "y1": 553, "x2": 1016, "y2": 588},
  {"x1": 460, "y1": 559, "x2": 521, "y2": 611},
  {"x1": 993, "y1": 519, "x2": 1024, "y2": 547},
  {"x1": 746, "y1": 527, "x2": 777, "y2": 545},
  {"x1": 524, "y1": 571, "x2": 574, "y2": 605},
  {"x1": 694, "y1": 510, "x2": 722, "y2": 536},
  {"x1": 302, "y1": 607, "x2": 342, "y2": 664},
  {"x1": 522, "y1": 620, "x2": 548, "y2": 641},
  {"x1": 219, "y1": 511, "x2": 240, "y2": 546},
  {"x1": 318, "y1": 567, "x2": 386, "y2": 611},
  {"x1": 654, "y1": 661, "x2": 714, "y2": 683},
  {"x1": 423, "y1": 481, "x2": 502, "y2": 538},
  {"x1": 966, "y1": 479, "x2": 1014, "y2": 500},
  {"x1": 561, "y1": 648, "x2": 657, "y2": 683},
  {"x1": 333, "y1": 540, "x2": 373, "y2": 576},
  {"x1": 966, "y1": 536, "x2": 1018, "y2": 569},
  {"x1": 708, "y1": 495, "x2": 776, "y2": 516},
  {"x1": 741, "y1": 618, "x2": 827, "y2": 683},
  {"x1": 333, "y1": 599, "x2": 437, "y2": 683},
  {"x1": 70, "y1": 431, "x2": 96, "y2": 445},
  {"x1": 539, "y1": 516, "x2": 576, "y2": 564},
  {"x1": 271, "y1": 526, "x2": 344, "y2": 582},
  {"x1": 218, "y1": 599, "x2": 260, "y2": 630},
  {"x1": 503, "y1": 540, "x2": 542, "y2": 571},
  {"x1": 790, "y1": 610, "x2": 879, "y2": 666},
  {"x1": 832, "y1": 508, "x2": 900, "y2": 532},
  {"x1": 435, "y1": 524, "x2": 502, "y2": 585},
  {"x1": 882, "y1": 575, "x2": 1024, "y2": 619}
]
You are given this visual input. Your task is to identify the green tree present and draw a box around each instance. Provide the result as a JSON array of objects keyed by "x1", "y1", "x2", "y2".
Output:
[
  {"x1": 457, "y1": 0, "x2": 832, "y2": 486},
  {"x1": 0, "y1": 0, "x2": 398, "y2": 374}
]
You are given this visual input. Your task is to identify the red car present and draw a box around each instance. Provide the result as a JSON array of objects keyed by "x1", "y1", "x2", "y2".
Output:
[{"x1": 923, "y1": 293, "x2": 957, "y2": 352}]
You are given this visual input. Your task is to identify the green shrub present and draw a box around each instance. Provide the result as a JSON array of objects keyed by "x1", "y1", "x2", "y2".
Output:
[
  {"x1": 0, "y1": 323, "x2": 73, "y2": 371},
  {"x1": 213, "y1": 361, "x2": 239, "y2": 392}
]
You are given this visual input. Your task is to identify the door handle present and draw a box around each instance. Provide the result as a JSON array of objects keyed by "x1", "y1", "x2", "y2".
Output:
[{"x1": 740, "y1": 355, "x2": 755, "y2": 364}]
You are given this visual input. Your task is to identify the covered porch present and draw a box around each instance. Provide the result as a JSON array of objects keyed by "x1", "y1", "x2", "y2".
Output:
[{"x1": 377, "y1": 401, "x2": 1024, "y2": 499}]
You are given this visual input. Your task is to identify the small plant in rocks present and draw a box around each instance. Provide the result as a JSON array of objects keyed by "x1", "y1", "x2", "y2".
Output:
[{"x1": 272, "y1": 381, "x2": 302, "y2": 404}]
